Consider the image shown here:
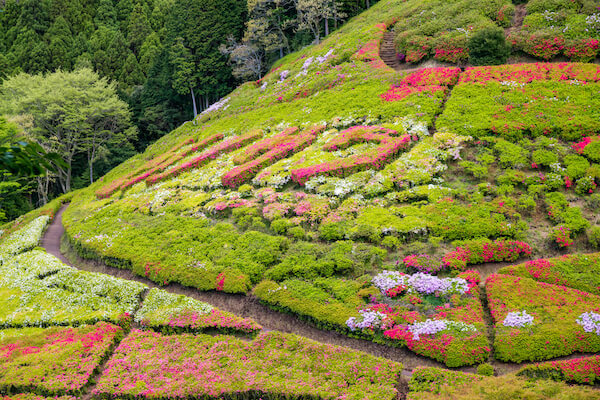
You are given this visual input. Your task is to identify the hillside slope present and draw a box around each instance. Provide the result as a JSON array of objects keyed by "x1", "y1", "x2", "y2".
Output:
[{"x1": 2, "y1": 0, "x2": 600, "y2": 397}]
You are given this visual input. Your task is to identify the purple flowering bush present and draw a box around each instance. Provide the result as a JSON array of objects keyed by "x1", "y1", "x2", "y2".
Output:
[
  {"x1": 576, "y1": 312, "x2": 600, "y2": 335},
  {"x1": 502, "y1": 310, "x2": 535, "y2": 328}
]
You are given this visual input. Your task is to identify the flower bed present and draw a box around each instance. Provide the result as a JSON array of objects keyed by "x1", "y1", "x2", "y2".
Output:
[
  {"x1": 290, "y1": 126, "x2": 412, "y2": 185},
  {"x1": 120, "y1": 134, "x2": 223, "y2": 192},
  {"x1": 0, "y1": 216, "x2": 50, "y2": 264},
  {"x1": 347, "y1": 270, "x2": 490, "y2": 367},
  {"x1": 147, "y1": 130, "x2": 263, "y2": 185},
  {"x1": 135, "y1": 288, "x2": 261, "y2": 335},
  {"x1": 0, "y1": 250, "x2": 146, "y2": 328},
  {"x1": 222, "y1": 126, "x2": 325, "y2": 188},
  {"x1": 499, "y1": 253, "x2": 600, "y2": 295},
  {"x1": 1, "y1": 395, "x2": 76, "y2": 400},
  {"x1": 517, "y1": 354, "x2": 600, "y2": 385},
  {"x1": 95, "y1": 137, "x2": 197, "y2": 199},
  {"x1": 0, "y1": 322, "x2": 123, "y2": 395},
  {"x1": 486, "y1": 273, "x2": 600, "y2": 362},
  {"x1": 93, "y1": 330, "x2": 402, "y2": 400},
  {"x1": 438, "y1": 78, "x2": 600, "y2": 141}
]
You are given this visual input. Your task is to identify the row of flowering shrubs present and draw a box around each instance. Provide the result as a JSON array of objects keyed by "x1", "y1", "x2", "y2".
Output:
[
  {"x1": 222, "y1": 126, "x2": 325, "y2": 188},
  {"x1": 0, "y1": 322, "x2": 123, "y2": 395},
  {"x1": 499, "y1": 252, "x2": 600, "y2": 295},
  {"x1": 290, "y1": 126, "x2": 413, "y2": 185},
  {"x1": 1, "y1": 250, "x2": 146, "y2": 328},
  {"x1": 135, "y1": 288, "x2": 261, "y2": 336},
  {"x1": 95, "y1": 137, "x2": 197, "y2": 199},
  {"x1": 0, "y1": 216, "x2": 49, "y2": 265},
  {"x1": 486, "y1": 273, "x2": 600, "y2": 362},
  {"x1": 404, "y1": 238, "x2": 532, "y2": 273},
  {"x1": 93, "y1": 330, "x2": 402, "y2": 400},
  {"x1": 517, "y1": 355, "x2": 600, "y2": 386}
]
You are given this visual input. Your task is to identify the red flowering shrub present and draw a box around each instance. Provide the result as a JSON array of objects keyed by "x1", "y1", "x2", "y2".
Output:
[
  {"x1": 512, "y1": 33, "x2": 565, "y2": 60},
  {"x1": 564, "y1": 39, "x2": 599, "y2": 63},
  {"x1": 442, "y1": 239, "x2": 532, "y2": 271}
]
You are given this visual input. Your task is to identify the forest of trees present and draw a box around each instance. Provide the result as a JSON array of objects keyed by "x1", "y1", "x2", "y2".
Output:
[{"x1": 0, "y1": 0, "x2": 379, "y2": 220}]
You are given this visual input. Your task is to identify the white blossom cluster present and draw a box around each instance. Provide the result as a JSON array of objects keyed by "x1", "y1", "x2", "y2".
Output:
[
  {"x1": 0, "y1": 216, "x2": 50, "y2": 264},
  {"x1": 134, "y1": 288, "x2": 213, "y2": 325}
]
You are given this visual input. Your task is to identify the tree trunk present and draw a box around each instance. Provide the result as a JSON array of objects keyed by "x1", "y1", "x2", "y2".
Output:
[
  {"x1": 36, "y1": 176, "x2": 49, "y2": 205},
  {"x1": 325, "y1": 19, "x2": 329, "y2": 36},
  {"x1": 279, "y1": 47, "x2": 283, "y2": 59},
  {"x1": 190, "y1": 86, "x2": 198, "y2": 118},
  {"x1": 88, "y1": 150, "x2": 94, "y2": 184}
]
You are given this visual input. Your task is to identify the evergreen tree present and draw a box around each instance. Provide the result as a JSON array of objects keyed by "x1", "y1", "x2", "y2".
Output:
[
  {"x1": 139, "y1": 31, "x2": 161, "y2": 72},
  {"x1": 127, "y1": 3, "x2": 152, "y2": 53},
  {"x1": 45, "y1": 16, "x2": 74, "y2": 70}
]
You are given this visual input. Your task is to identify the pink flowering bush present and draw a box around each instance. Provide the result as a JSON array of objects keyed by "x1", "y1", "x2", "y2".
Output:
[
  {"x1": 550, "y1": 225, "x2": 573, "y2": 248},
  {"x1": 517, "y1": 355, "x2": 600, "y2": 385},
  {"x1": 0, "y1": 322, "x2": 123, "y2": 395},
  {"x1": 486, "y1": 274, "x2": 600, "y2": 362},
  {"x1": 442, "y1": 238, "x2": 532, "y2": 271},
  {"x1": 94, "y1": 330, "x2": 402, "y2": 400},
  {"x1": 564, "y1": 39, "x2": 600, "y2": 63}
]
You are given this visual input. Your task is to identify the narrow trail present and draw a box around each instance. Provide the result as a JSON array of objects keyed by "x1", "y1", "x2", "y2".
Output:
[
  {"x1": 505, "y1": 4, "x2": 528, "y2": 36},
  {"x1": 39, "y1": 205, "x2": 600, "y2": 386}
]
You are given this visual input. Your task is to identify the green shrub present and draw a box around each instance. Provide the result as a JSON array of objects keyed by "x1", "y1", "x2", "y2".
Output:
[
  {"x1": 588, "y1": 226, "x2": 600, "y2": 248},
  {"x1": 288, "y1": 226, "x2": 306, "y2": 240},
  {"x1": 460, "y1": 161, "x2": 488, "y2": 179},
  {"x1": 477, "y1": 363, "x2": 495, "y2": 376},
  {"x1": 493, "y1": 140, "x2": 529, "y2": 168},
  {"x1": 532, "y1": 149, "x2": 559, "y2": 167},
  {"x1": 517, "y1": 194, "x2": 536, "y2": 214},
  {"x1": 564, "y1": 154, "x2": 590, "y2": 180},
  {"x1": 583, "y1": 141, "x2": 600, "y2": 162},
  {"x1": 468, "y1": 27, "x2": 511, "y2": 66},
  {"x1": 271, "y1": 218, "x2": 293, "y2": 234},
  {"x1": 587, "y1": 193, "x2": 600, "y2": 211}
]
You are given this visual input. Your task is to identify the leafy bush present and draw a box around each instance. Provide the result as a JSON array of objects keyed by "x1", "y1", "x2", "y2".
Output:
[
  {"x1": 476, "y1": 363, "x2": 495, "y2": 376},
  {"x1": 588, "y1": 226, "x2": 600, "y2": 248},
  {"x1": 468, "y1": 27, "x2": 511, "y2": 66}
]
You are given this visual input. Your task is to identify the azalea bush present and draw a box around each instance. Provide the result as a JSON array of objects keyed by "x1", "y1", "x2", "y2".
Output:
[
  {"x1": 136, "y1": 288, "x2": 261, "y2": 335},
  {"x1": 0, "y1": 322, "x2": 123, "y2": 395},
  {"x1": 93, "y1": 330, "x2": 402, "y2": 400}
]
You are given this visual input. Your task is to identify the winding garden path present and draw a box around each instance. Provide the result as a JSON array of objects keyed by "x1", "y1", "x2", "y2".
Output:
[{"x1": 39, "y1": 205, "x2": 600, "y2": 385}]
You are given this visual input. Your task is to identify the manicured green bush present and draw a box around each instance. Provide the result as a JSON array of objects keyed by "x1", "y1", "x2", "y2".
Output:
[
  {"x1": 588, "y1": 226, "x2": 600, "y2": 248},
  {"x1": 468, "y1": 27, "x2": 511, "y2": 66},
  {"x1": 476, "y1": 363, "x2": 495, "y2": 376},
  {"x1": 517, "y1": 355, "x2": 600, "y2": 385}
]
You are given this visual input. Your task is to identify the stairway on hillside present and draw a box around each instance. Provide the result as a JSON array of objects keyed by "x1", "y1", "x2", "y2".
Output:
[{"x1": 379, "y1": 31, "x2": 401, "y2": 70}]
